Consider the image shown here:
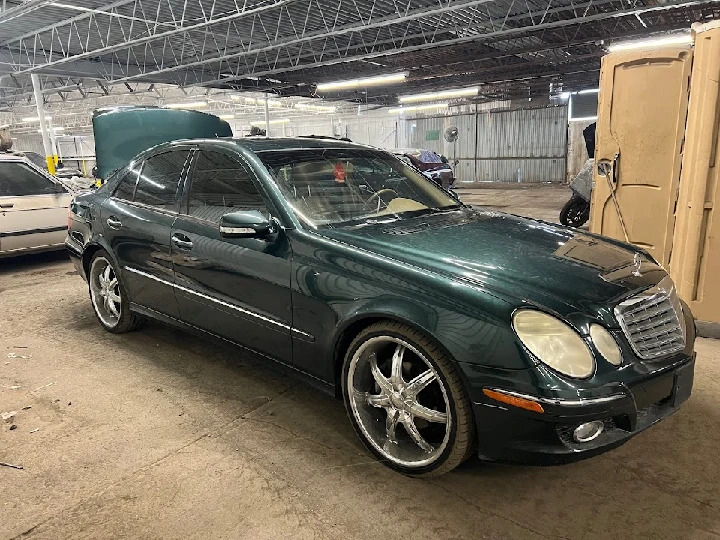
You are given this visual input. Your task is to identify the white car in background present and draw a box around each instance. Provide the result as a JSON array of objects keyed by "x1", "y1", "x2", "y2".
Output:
[{"x1": 0, "y1": 153, "x2": 75, "y2": 258}]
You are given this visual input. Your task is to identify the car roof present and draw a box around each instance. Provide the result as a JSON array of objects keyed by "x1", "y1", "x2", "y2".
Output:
[
  {"x1": 157, "y1": 136, "x2": 376, "y2": 153},
  {"x1": 0, "y1": 152, "x2": 29, "y2": 162}
]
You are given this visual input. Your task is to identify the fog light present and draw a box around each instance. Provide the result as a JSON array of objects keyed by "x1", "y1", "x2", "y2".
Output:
[{"x1": 573, "y1": 421, "x2": 604, "y2": 443}]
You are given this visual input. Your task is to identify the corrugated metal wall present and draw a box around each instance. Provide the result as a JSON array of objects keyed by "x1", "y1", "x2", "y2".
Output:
[
  {"x1": 283, "y1": 116, "x2": 397, "y2": 147},
  {"x1": 398, "y1": 105, "x2": 568, "y2": 183},
  {"x1": 9, "y1": 105, "x2": 567, "y2": 183}
]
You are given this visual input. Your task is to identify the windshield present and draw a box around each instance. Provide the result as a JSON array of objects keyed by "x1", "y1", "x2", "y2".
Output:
[{"x1": 257, "y1": 148, "x2": 459, "y2": 227}]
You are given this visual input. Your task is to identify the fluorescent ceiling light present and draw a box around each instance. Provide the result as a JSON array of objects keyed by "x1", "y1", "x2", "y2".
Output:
[
  {"x1": 165, "y1": 101, "x2": 207, "y2": 109},
  {"x1": 389, "y1": 103, "x2": 449, "y2": 114},
  {"x1": 608, "y1": 34, "x2": 692, "y2": 52},
  {"x1": 558, "y1": 92, "x2": 571, "y2": 99},
  {"x1": 267, "y1": 100, "x2": 283, "y2": 108},
  {"x1": 399, "y1": 87, "x2": 478, "y2": 103},
  {"x1": 22, "y1": 116, "x2": 52, "y2": 122},
  {"x1": 316, "y1": 72, "x2": 407, "y2": 92},
  {"x1": 36, "y1": 127, "x2": 65, "y2": 133},
  {"x1": 295, "y1": 103, "x2": 337, "y2": 113},
  {"x1": 577, "y1": 88, "x2": 600, "y2": 94},
  {"x1": 569, "y1": 116, "x2": 598, "y2": 122},
  {"x1": 218, "y1": 114, "x2": 235, "y2": 120},
  {"x1": 250, "y1": 118, "x2": 291, "y2": 126}
]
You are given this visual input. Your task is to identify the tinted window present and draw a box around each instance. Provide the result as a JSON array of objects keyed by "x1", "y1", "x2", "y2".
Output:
[
  {"x1": 186, "y1": 150, "x2": 265, "y2": 223},
  {"x1": 0, "y1": 162, "x2": 66, "y2": 196},
  {"x1": 112, "y1": 167, "x2": 139, "y2": 201},
  {"x1": 134, "y1": 151, "x2": 190, "y2": 210}
]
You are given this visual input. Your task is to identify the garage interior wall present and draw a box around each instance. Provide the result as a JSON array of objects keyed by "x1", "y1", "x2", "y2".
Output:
[
  {"x1": 397, "y1": 105, "x2": 568, "y2": 183},
  {"x1": 10, "y1": 104, "x2": 569, "y2": 183}
]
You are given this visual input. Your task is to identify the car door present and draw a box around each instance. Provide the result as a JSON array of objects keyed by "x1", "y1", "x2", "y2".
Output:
[
  {"x1": 101, "y1": 148, "x2": 192, "y2": 318},
  {"x1": 171, "y1": 148, "x2": 293, "y2": 364},
  {"x1": 0, "y1": 160, "x2": 71, "y2": 255}
]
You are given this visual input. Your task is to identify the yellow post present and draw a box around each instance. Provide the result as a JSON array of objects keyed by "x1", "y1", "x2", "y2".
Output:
[{"x1": 45, "y1": 155, "x2": 56, "y2": 175}]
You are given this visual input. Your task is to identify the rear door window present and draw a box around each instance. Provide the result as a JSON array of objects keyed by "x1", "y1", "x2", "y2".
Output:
[
  {"x1": 112, "y1": 167, "x2": 139, "y2": 201},
  {"x1": 134, "y1": 151, "x2": 191, "y2": 210},
  {"x1": 0, "y1": 162, "x2": 66, "y2": 196}
]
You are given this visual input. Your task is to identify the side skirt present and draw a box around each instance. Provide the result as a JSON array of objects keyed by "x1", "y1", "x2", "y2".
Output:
[{"x1": 129, "y1": 303, "x2": 336, "y2": 398}]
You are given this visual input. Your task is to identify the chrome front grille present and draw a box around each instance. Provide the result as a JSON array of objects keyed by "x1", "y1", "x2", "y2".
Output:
[{"x1": 614, "y1": 276, "x2": 686, "y2": 360}]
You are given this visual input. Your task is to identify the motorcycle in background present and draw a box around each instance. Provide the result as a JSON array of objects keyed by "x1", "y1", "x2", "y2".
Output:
[
  {"x1": 560, "y1": 158, "x2": 593, "y2": 227},
  {"x1": 560, "y1": 122, "x2": 596, "y2": 228}
]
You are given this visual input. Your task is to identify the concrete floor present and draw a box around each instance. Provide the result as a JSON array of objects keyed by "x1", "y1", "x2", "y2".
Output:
[{"x1": 2, "y1": 185, "x2": 719, "y2": 539}]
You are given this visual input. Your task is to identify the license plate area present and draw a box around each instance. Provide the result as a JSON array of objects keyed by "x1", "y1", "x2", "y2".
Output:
[
  {"x1": 672, "y1": 361, "x2": 695, "y2": 407},
  {"x1": 631, "y1": 373, "x2": 674, "y2": 409}
]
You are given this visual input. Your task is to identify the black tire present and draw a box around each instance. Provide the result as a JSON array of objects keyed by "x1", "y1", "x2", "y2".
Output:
[
  {"x1": 342, "y1": 321, "x2": 476, "y2": 477},
  {"x1": 88, "y1": 250, "x2": 144, "y2": 333},
  {"x1": 559, "y1": 195, "x2": 590, "y2": 227}
]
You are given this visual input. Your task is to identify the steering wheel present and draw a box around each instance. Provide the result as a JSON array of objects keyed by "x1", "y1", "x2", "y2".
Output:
[{"x1": 368, "y1": 188, "x2": 399, "y2": 204}]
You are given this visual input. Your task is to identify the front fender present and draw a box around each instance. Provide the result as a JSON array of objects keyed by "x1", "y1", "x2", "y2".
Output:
[{"x1": 331, "y1": 291, "x2": 528, "y2": 372}]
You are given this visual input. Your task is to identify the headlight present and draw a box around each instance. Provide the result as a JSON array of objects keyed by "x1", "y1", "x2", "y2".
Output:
[
  {"x1": 512, "y1": 310, "x2": 595, "y2": 378},
  {"x1": 590, "y1": 324, "x2": 622, "y2": 366}
]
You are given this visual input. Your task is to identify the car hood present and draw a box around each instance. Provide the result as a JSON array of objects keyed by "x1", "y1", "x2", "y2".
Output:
[{"x1": 318, "y1": 208, "x2": 666, "y2": 323}]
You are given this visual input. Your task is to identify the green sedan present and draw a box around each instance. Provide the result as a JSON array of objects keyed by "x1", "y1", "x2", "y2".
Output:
[{"x1": 66, "y1": 110, "x2": 695, "y2": 476}]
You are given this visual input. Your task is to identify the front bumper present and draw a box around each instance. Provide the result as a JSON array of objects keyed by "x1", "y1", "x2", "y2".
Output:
[{"x1": 466, "y1": 354, "x2": 695, "y2": 465}]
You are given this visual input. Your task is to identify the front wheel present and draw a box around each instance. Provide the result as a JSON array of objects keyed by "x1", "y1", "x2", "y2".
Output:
[
  {"x1": 560, "y1": 195, "x2": 590, "y2": 227},
  {"x1": 88, "y1": 251, "x2": 143, "y2": 333},
  {"x1": 342, "y1": 321, "x2": 476, "y2": 476}
]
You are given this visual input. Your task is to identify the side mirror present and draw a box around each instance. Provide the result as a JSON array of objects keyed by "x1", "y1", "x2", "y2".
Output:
[
  {"x1": 219, "y1": 210, "x2": 274, "y2": 238},
  {"x1": 440, "y1": 155, "x2": 449, "y2": 164}
]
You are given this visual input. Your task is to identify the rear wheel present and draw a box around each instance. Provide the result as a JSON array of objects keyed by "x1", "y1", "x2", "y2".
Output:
[
  {"x1": 342, "y1": 321, "x2": 475, "y2": 476},
  {"x1": 88, "y1": 251, "x2": 143, "y2": 333},
  {"x1": 560, "y1": 195, "x2": 590, "y2": 227}
]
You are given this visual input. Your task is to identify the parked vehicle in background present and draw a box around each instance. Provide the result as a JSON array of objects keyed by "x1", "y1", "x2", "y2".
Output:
[
  {"x1": 67, "y1": 113, "x2": 695, "y2": 476},
  {"x1": 20, "y1": 151, "x2": 49, "y2": 171},
  {"x1": 393, "y1": 149, "x2": 456, "y2": 189},
  {"x1": 560, "y1": 158, "x2": 593, "y2": 227},
  {"x1": 0, "y1": 153, "x2": 74, "y2": 257},
  {"x1": 560, "y1": 123, "x2": 596, "y2": 228}
]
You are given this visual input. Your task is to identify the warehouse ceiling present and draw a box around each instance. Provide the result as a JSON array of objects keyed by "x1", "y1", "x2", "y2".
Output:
[{"x1": 0, "y1": 0, "x2": 717, "y2": 112}]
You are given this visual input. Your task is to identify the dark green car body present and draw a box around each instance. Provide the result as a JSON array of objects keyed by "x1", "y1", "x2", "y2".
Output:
[{"x1": 67, "y1": 132, "x2": 696, "y2": 465}]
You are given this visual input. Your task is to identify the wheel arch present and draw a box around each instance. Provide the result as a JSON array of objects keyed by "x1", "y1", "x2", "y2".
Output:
[
  {"x1": 331, "y1": 303, "x2": 455, "y2": 398},
  {"x1": 81, "y1": 236, "x2": 116, "y2": 278}
]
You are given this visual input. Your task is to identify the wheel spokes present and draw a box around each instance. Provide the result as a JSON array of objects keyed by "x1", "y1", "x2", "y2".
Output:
[
  {"x1": 403, "y1": 416, "x2": 434, "y2": 453},
  {"x1": 106, "y1": 296, "x2": 120, "y2": 317},
  {"x1": 390, "y1": 344, "x2": 405, "y2": 386},
  {"x1": 366, "y1": 393, "x2": 391, "y2": 408},
  {"x1": 407, "y1": 401, "x2": 447, "y2": 424},
  {"x1": 369, "y1": 353, "x2": 393, "y2": 395},
  {"x1": 385, "y1": 408, "x2": 399, "y2": 444},
  {"x1": 406, "y1": 370, "x2": 435, "y2": 397}
]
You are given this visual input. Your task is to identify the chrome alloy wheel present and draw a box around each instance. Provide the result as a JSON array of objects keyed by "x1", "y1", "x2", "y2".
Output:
[
  {"x1": 347, "y1": 336, "x2": 451, "y2": 468},
  {"x1": 89, "y1": 257, "x2": 122, "y2": 328}
]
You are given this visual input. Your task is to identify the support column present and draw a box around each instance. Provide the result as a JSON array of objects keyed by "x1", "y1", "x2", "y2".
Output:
[
  {"x1": 264, "y1": 94, "x2": 270, "y2": 138},
  {"x1": 30, "y1": 74, "x2": 55, "y2": 175},
  {"x1": 47, "y1": 117, "x2": 59, "y2": 166}
]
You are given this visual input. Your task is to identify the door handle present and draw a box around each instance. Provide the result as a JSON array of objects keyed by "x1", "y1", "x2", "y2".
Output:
[
  {"x1": 106, "y1": 216, "x2": 122, "y2": 229},
  {"x1": 171, "y1": 234, "x2": 193, "y2": 251},
  {"x1": 0, "y1": 203, "x2": 13, "y2": 208}
]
